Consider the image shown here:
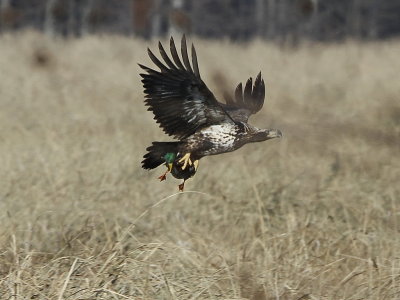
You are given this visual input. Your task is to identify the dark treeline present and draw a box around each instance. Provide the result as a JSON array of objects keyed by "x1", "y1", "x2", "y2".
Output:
[{"x1": 0, "y1": 0, "x2": 399, "y2": 42}]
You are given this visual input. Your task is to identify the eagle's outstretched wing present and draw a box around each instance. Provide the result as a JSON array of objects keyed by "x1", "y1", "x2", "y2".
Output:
[
  {"x1": 139, "y1": 36, "x2": 233, "y2": 140},
  {"x1": 221, "y1": 72, "x2": 266, "y2": 123}
]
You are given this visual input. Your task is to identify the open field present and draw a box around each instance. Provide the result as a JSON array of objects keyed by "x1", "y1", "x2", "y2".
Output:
[{"x1": 0, "y1": 31, "x2": 399, "y2": 299}]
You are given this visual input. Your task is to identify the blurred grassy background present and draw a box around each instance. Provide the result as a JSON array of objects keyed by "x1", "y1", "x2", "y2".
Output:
[{"x1": 0, "y1": 31, "x2": 399, "y2": 299}]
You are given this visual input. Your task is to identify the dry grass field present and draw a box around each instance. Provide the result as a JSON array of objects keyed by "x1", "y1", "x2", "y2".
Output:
[{"x1": 0, "y1": 31, "x2": 399, "y2": 299}]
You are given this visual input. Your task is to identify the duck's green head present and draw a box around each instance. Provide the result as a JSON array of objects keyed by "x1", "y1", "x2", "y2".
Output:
[{"x1": 163, "y1": 152, "x2": 176, "y2": 164}]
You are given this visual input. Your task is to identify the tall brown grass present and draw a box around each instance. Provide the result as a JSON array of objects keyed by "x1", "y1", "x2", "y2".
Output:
[{"x1": 0, "y1": 31, "x2": 399, "y2": 299}]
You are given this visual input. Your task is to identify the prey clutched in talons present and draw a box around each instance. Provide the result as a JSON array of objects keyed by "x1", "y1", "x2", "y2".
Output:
[
  {"x1": 177, "y1": 161, "x2": 198, "y2": 191},
  {"x1": 172, "y1": 158, "x2": 197, "y2": 191},
  {"x1": 178, "y1": 153, "x2": 193, "y2": 170}
]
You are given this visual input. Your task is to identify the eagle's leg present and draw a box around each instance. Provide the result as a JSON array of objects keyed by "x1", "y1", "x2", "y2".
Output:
[
  {"x1": 158, "y1": 163, "x2": 172, "y2": 181},
  {"x1": 178, "y1": 180, "x2": 186, "y2": 192},
  {"x1": 193, "y1": 160, "x2": 199, "y2": 171},
  {"x1": 178, "y1": 153, "x2": 193, "y2": 170}
]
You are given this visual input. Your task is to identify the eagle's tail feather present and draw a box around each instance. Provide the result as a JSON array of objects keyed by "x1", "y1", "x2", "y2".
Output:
[{"x1": 142, "y1": 142, "x2": 181, "y2": 170}]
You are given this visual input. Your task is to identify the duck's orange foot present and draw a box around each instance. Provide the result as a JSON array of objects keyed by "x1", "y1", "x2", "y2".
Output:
[
  {"x1": 178, "y1": 182, "x2": 185, "y2": 192},
  {"x1": 159, "y1": 163, "x2": 172, "y2": 181},
  {"x1": 158, "y1": 173, "x2": 167, "y2": 181}
]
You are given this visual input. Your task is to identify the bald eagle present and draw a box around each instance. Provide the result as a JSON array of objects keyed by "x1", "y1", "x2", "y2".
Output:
[{"x1": 140, "y1": 36, "x2": 282, "y2": 191}]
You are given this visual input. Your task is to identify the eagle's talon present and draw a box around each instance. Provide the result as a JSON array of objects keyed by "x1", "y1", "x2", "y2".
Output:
[
  {"x1": 178, "y1": 153, "x2": 192, "y2": 170},
  {"x1": 193, "y1": 160, "x2": 199, "y2": 171}
]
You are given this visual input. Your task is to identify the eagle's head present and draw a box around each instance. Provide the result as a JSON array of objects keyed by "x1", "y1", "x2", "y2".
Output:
[
  {"x1": 254, "y1": 128, "x2": 282, "y2": 142},
  {"x1": 242, "y1": 123, "x2": 282, "y2": 143},
  {"x1": 238, "y1": 122, "x2": 283, "y2": 143}
]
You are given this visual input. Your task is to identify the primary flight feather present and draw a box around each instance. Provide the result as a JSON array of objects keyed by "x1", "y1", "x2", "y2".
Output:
[{"x1": 140, "y1": 35, "x2": 282, "y2": 191}]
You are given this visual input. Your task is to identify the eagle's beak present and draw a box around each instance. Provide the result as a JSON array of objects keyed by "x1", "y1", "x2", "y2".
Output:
[{"x1": 268, "y1": 129, "x2": 283, "y2": 139}]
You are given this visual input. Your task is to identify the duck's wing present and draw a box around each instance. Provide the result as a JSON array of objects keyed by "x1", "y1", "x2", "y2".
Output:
[{"x1": 139, "y1": 35, "x2": 233, "y2": 140}]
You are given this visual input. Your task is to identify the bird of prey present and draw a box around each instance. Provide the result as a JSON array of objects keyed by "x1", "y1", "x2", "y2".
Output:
[{"x1": 140, "y1": 36, "x2": 282, "y2": 191}]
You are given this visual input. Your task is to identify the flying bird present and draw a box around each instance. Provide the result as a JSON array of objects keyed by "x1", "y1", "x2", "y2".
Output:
[{"x1": 140, "y1": 36, "x2": 282, "y2": 191}]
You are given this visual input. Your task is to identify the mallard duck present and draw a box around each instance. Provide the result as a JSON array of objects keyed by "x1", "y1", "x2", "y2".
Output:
[{"x1": 156, "y1": 151, "x2": 196, "y2": 191}]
